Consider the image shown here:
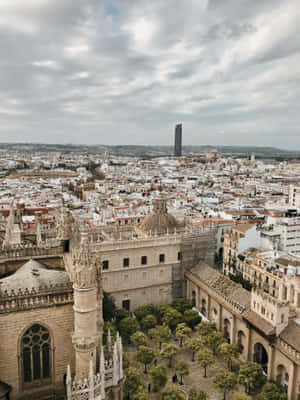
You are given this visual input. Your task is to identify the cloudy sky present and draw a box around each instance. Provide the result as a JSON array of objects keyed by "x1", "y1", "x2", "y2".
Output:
[{"x1": 1, "y1": 0, "x2": 300, "y2": 148}]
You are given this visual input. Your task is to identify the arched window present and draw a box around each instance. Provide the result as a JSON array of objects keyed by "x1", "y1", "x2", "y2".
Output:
[
  {"x1": 191, "y1": 290, "x2": 196, "y2": 307},
  {"x1": 237, "y1": 330, "x2": 246, "y2": 353},
  {"x1": 276, "y1": 365, "x2": 289, "y2": 392},
  {"x1": 223, "y1": 319, "x2": 231, "y2": 343},
  {"x1": 201, "y1": 299, "x2": 206, "y2": 316},
  {"x1": 21, "y1": 324, "x2": 51, "y2": 386},
  {"x1": 254, "y1": 342, "x2": 268, "y2": 374}
]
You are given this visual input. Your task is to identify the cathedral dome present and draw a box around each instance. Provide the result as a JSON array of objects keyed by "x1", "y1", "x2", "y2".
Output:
[{"x1": 141, "y1": 198, "x2": 178, "y2": 235}]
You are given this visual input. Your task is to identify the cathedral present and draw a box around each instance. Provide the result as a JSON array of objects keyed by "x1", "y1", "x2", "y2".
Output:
[
  {"x1": 0, "y1": 198, "x2": 193, "y2": 400},
  {"x1": 0, "y1": 204, "x2": 124, "y2": 400}
]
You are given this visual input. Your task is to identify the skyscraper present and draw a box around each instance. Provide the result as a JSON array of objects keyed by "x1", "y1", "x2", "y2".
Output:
[{"x1": 174, "y1": 123, "x2": 182, "y2": 157}]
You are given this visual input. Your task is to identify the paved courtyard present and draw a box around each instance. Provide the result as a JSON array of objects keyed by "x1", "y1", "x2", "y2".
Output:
[{"x1": 125, "y1": 336, "x2": 246, "y2": 400}]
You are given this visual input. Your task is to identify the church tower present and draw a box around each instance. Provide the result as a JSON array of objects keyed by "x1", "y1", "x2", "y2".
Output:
[
  {"x1": 65, "y1": 228, "x2": 123, "y2": 400},
  {"x1": 69, "y1": 232, "x2": 100, "y2": 379}
]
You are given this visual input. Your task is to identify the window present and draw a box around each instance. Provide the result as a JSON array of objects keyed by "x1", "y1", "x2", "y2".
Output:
[
  {"x1": 122, "y1": 299, "x2": 130, "y2": 311},
  {"x1": 123, "y1": 258, "x2": 129, "y2": 268},
  {"x1": 102, "y1": 260, "x2": 109, "y2": 270},
  {"x1": 22, "y1": 324, "x2": 51, "y2": 385},
  {"x1": 141, "y1": 256, "x2": 147, "y2": 265},
  {"x1": 177, "y1": 252, "x2": 182, "y2": 261},
  {"x1": 159, "y1": 254, "x2": 165, "y2": 263}
]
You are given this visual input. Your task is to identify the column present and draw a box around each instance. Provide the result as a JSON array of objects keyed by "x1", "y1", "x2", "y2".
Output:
[
  {"x1": 288, "y1": 362, "x2": 295, "y2": 400},
  {"x1": 196, "y1": 286, "x2": 199, "y2": 309},
  {"x1": 186, "y1": 279, "x2": 190, "y2": 301},
  {"x1": 247, "y1": 325, "x2": 252, "y2": 361},
  {"x1": 218, "y1": 304, "x2": 223, "y2": 332},
  {"x1": 267, "y1": 345, "x2": 274, "y2": 380},
  {"x1": 230, "y1": 315, "x2": 236, "y2": 344},
  {"x1": 207, "y1": 295, "x2": 211, "y2": 321}
]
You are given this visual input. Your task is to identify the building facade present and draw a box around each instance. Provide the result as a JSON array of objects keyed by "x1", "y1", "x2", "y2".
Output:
[
  {"x1": 174, "y1": 124, "x2": 182, "y2": 157},
  {"x1": 186, "y1": 262, "x2": 300, "y2": 400}
]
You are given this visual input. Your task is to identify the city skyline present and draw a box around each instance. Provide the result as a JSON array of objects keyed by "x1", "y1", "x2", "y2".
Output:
[{"x1": 0, "y1": 1, "x2": 300, "y2": 148}]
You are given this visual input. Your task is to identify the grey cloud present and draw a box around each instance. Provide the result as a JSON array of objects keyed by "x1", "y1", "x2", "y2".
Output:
[
  {"x1": 202, "y1": 22, "x2": 256, "y2": 41},
  {"x1": 0, "y1": 0, "x2": 299, "y2": 149}
]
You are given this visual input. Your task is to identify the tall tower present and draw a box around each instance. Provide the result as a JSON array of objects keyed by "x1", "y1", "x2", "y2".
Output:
[
  {"x1": 70, "y1": 232, "x2": 100, "y2": 379},
  {"x1": 65, "y1": 228, "x2": 124, "y2": 400},
  {"x1": 174, "y1": 123, "x2": 182, "y2": 157}
]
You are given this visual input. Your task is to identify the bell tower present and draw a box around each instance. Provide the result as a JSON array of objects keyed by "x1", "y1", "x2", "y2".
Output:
[
  {"x1": 65, "y1": 226, "x2": 123, "y2": 400},
  {"x1": 69, "y1": 232, "x2": 100, "y2": 379}
]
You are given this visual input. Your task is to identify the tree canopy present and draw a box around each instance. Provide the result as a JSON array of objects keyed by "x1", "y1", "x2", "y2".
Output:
[
  {"x1": 141, "y1": 314, "x2": 157, "y2": 332},
  {"x1": 218, "y1": 343, "x2": 240, "y2": 370},
  {"x1": 171, "y1": 298, "x2": 193, "y2": 314},
  {"x1": 238, "y1": 362, "x2": 266, "y2": 394},
  {"x1": 188, "y1": 388, "x2": 209, "y2": 400},
  {"x1": 119, "y1": 316, "x2": 140, "y2": 342},
  {"x1": 175, "y1": 323, "x2": 192, "y2": 346},
  {"x1": 149, "y1": 325, "x2": 172, "y2": 349},
  {"x1": 103, "y1": 291, "x2": 117, "y2": 321},
  {"x1": 201, "y1": 331, "x2": 225, "y2": 354},
  {"x1": 175, "y1": 360, "x2": 189, "y2": 385},
  {"x1": 196, "y1": 349, "x2": 215, "y2": 378},
  {"x1": 160, "y1": 343, "x2": 180, "y2": 367},
  {"x1": 124, "y1": 367, "x2": 145, "y2": 398},
  {"x1": 131, "y1": 331, "x2": 148, "y2": 347},
  {"x1": 183, "y1": 309, "x2": 202, "y2": 330},
  {"x1": 184, "y1": 338, "x2": 203, "y2": 361},
  {"x1": 256, "y1": 382, "x2": 288, "y2": 400},
  {"x1": 213, "y1": 368, "x2": 238, "y2": 400},
  {"x1": 134, "y1": 304, "x2": 157, "y2": 321},
  {"x1": 196, "y1": 321, "x2": 216, "y2": 337},
  {"x1": 162, "y1": 308, "x2": 183, "y2": 331},
  {"x1": 161, "y1": 384, "x2": 186, "y2": 400},
  {"x1": 150, "y1": 364, "x2": 168, "y2": 392},
  {"x1": 134, "y1": 346, "x2": 156, "y2": 373}
]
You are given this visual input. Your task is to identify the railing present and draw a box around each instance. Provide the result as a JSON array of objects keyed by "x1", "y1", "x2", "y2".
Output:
[
  {"x1": 0, "y1": 282, "x2": 73, "y2": 313},
  {"x1": 0, "y1": 245, "x2": 64, "y2": 261}
]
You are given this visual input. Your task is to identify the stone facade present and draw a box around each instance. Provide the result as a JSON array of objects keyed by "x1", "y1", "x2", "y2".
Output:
[
  {"x1": 0, "y1": 303, "x2": 74, "y2": 399},
  {"x1": 98, "y1": 235, "x2": 182, "y2": 310}
]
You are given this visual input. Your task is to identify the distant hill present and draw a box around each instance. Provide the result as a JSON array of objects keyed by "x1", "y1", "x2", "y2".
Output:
[{"x1": 0, "y1": 143, "x2": 299, "y2": 160}]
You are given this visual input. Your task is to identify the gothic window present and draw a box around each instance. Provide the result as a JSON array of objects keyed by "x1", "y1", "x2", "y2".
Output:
[{"x1": 21, "y1": 324, "x2": 51, "y2": 386}]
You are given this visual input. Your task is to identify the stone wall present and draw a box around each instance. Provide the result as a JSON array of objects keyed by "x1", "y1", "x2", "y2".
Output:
[
  {"x1": 100, "y1": 239, "x2": 181, "y2": 309},
  {"x1": 0, "y1": 303, "x2": 74, "y2": 400}
]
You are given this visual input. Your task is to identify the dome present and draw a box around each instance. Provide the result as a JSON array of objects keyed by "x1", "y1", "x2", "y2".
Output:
[{"x1": 141, "y1": 198, "x2": 178, "y2": 235}]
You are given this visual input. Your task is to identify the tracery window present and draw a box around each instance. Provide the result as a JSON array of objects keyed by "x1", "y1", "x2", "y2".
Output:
[{"x1": 21, "y1": 324, "x2": 51, "y2": 385}]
